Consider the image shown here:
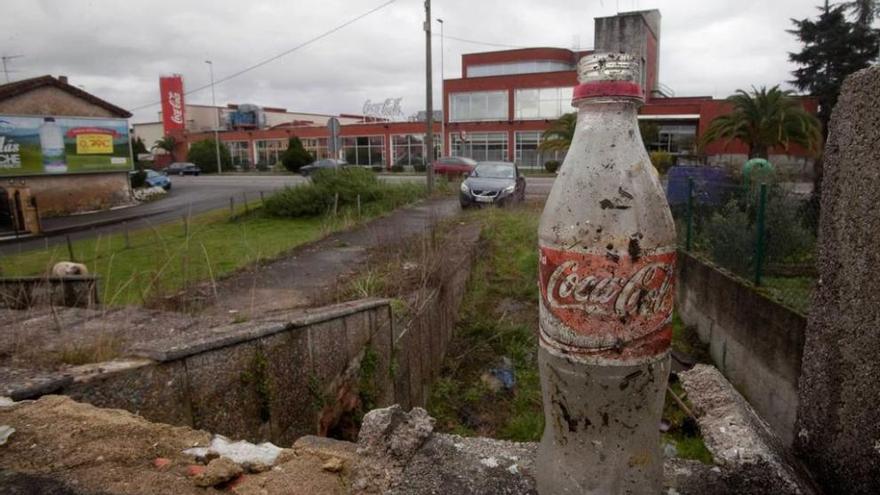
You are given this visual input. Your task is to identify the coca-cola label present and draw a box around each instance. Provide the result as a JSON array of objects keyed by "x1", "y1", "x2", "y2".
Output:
[{"x1": 539, "y1": 245, "x2": 675, "y2": 349}]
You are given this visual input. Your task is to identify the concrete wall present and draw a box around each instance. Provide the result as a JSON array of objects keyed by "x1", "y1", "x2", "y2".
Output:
[
  {"x1": 12, "y1": 172, "x2": 131, "y2": 217},
  {"x1": 676, "y1": 251, "x2": 806, "y2": 446},
  {"x1": 60, "y1": 234, "x2": 477, "y2": 446}
]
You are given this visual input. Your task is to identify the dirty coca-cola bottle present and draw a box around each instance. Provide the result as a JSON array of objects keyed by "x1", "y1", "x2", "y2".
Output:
[{"x1": 535, "y1": 52, "x2": 676, "y2": 494}]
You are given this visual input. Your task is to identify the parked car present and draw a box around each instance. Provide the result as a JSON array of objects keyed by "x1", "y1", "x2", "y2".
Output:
[
  {"x1": 144, "y1": 169, "x2": 171, "y2": 190},
  {"x1": 432, "y1": 156, "x2": 477, "y2": 178},
  {"x1": 459, "y1": 161, "x2": 525, "y2": 208},
  {"x1": 166, "y1": 162, "x2": 201, "y2": 176},
  {"x1": 299, "y1": 158, "x2": 350, "y2": 176}
]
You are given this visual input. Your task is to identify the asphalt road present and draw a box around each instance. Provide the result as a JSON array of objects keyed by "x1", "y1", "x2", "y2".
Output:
[{"x1": 0, "y1": 174, "x2": 556, "y2": 256}]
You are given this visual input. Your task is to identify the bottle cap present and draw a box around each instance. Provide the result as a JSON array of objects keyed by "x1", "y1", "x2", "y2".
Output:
[{"x1": 573, "y1": 52, "x2": 644, "y2": 103}]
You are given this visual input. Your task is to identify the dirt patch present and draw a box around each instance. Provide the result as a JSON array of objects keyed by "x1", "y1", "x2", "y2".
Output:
[{"x1": 0, "y1": 396, "x2": 346, "y2": 495}]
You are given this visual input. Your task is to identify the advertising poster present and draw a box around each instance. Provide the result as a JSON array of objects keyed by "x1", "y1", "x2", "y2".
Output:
[
  {"x1": 160, "y1": 75, "x2": 185, "y2": 135},
  {"x1": 0, "y1": 115, "x2": 132, "y2": 176}
]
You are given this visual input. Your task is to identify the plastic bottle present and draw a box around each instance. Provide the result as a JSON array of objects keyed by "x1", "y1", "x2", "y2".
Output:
[{"x1": 40, "y1": 117, "x2": 67, "y2": 173}]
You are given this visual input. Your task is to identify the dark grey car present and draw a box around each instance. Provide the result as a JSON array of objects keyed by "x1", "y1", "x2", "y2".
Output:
[
  {"x1": 459, "y1": 161, "x2": 526, "y2": 208},
  {"x1": 299, "y1": 158, "x2": 349, "y2": 176}
]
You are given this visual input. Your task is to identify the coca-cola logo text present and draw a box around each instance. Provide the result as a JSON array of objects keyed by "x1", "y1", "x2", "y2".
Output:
[
  {"x1": 167, "y1": 91, "x2": 184, "y2": 124},
  {"x1": 545, "y1": 260, "x2": 673, "y2": 319}
]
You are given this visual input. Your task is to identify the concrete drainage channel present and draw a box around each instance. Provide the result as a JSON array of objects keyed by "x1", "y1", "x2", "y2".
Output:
[{"x1": 0, "y1": 221, "x2": 482, "y2": 448}]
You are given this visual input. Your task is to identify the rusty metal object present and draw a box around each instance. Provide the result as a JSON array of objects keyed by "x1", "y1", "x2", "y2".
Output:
[{"x1": 536, "y1": 52, "x2": 676, "y2": 494}]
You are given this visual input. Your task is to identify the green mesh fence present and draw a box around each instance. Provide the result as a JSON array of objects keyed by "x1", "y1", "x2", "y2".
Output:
[{"x1": 672, "y1": 175, "x2": 818, "y2": 314}]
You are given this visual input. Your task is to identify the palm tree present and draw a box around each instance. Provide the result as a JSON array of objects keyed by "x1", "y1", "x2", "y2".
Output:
[
  {"x1": 153, "y1": 135, "x2": 176, "y2": 154},
  {"x1": 539, "y1": 113, "x2": 576, "y2": 152},
  {"x1": 699, "y1": 85, "x2": 821, "y2": 159}
]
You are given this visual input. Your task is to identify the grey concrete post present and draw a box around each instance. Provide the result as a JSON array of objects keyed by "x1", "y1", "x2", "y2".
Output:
[
  {"x1": 536, "y1": 53, "x2": 676, "y2": 494},
  {"x1": 795, "y1": 65, "x2": 880, "y2": 494}
]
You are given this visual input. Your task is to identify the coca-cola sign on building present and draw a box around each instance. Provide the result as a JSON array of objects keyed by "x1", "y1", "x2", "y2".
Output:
[{"x1": 159, "y1": 75, "x2": 186, "y2": 135}]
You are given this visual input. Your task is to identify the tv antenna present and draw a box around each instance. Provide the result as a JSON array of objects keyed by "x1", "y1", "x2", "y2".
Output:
[{"x1": 1, "y1": 55, "x2": 23, "y2": 83}]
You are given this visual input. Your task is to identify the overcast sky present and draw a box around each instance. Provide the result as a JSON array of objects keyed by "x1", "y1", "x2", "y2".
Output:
[{"x1": 1, "y1": 0, "x2": 828, "y2": 123}]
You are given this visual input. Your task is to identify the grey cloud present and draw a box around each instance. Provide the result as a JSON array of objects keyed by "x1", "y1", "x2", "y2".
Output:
[{"x1": 0, "y1": 0, "x2": 824, "y2": 122}]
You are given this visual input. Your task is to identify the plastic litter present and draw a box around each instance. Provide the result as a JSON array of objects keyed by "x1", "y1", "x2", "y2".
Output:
[
  {"x1": 0, "y1": 425, "x2": 14, "y2": 446},
  {"x1": 183, "y1": 434, "x2": 282, "y2": 469}
]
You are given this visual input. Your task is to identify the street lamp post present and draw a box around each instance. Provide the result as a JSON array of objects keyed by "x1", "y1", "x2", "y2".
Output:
[
  {"x1": 424, "y1": 0, "x2": 434, "y2": 194},
  {"x1": 205, "y1": 60, "x2": 222, "y2": 174},
  {"x1": 437, "y1": 18, "x2": 445, "y2": 156}
]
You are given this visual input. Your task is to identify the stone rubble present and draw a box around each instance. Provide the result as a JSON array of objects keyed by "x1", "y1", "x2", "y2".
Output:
[{"x1": 192, "y1": 456, "x2": 243, "y2": 487}]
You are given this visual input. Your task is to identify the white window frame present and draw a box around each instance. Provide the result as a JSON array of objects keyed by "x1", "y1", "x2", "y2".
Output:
[{"x1": 449, "y1": 90, "x2": 509, "y2": 122}]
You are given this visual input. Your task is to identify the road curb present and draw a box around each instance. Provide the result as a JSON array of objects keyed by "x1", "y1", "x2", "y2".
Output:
[{"x1": 0, "y1": 209, "x2": 167, "y2": 246}]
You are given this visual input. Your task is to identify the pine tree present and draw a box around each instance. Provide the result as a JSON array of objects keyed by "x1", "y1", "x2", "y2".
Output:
[
  {"x1": 788, "y1": 2, "x2": 878, "y2": 221},
  {"x1": 788, "y1": 3, "x2": 879, "y2": 137}
]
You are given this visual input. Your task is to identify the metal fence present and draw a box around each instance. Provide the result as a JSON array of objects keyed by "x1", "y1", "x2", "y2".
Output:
[{"x1": 669, "y1": 173, "x2": 818, "y2": 314}]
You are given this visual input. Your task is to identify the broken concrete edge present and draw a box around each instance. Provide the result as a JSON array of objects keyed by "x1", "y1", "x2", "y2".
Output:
[
  {"x1": 130, "y1": 297, "x2": 392, "y2": 362},
  {"x1": 0, "y1": 366, "x2": 74, "y2": 401},
  {"x1": 679, "y1": 364, "x2": 822, "y2": 494}
]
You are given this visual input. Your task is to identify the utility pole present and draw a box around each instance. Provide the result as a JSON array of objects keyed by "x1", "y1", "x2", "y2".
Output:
[
  {"x1": 205, "y1": 60, "x2": 223, "y2": 174},
  {"x1": 437, "y1": 18, "x2": 445, "y2": 156},
  {"x1": 424, "y1": 0, "x2": 434, "y2": 193},
  {"x1": 1, "y1": 55, "x2": 23, "y2": 83}
]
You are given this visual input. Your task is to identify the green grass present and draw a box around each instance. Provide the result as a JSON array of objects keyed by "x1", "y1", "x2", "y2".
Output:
[
  {"x1": 426, "y1": 203, "x2": 713, "y2": 463},
  {"x1": 759, "y1": 276, "x2": 814, "y2": 315},
  {"x1": 0, "y1": 195, "x2": 421, "y2": 307}
]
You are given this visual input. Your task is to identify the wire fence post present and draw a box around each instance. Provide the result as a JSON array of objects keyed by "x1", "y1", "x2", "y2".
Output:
[
  {"x1": 685, "y1": 177, "x2": 694, "y2": 251},
  {"x1": 754, "y1": 183, "x2": 768, "y2": 286}
]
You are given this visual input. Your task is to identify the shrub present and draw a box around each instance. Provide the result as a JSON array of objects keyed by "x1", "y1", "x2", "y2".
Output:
[
  {"x1": 281, "y1": 137, "x2": 313, "y2": 173},
  {"x1": 650, "y1": 151, "x2": 674, "y2": 175},
  {"x1": 263, "y1": 183, "x2": 330, "y2": 217},
  {"x1": 187, "y1": 139, "x2": 232, "y2": 174},
  {"x1": 371, "y1": 165, "x2": 383, "y2": 173},
  {"x1": 264, "y1": 167, "x2": 424, "y2": 218},
  {"x1": 391, "y1": 164, "x2": 405, "y2": 173},
  {"x1": 413, "y1": 162, "x2": 427, "y2": 172},
  {"x1": 544, "y1": 160, "x2": 560, "y2": 173}
]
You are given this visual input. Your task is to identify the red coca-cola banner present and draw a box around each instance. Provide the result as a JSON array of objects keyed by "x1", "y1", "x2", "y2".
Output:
[{"x1": 159, "y1": 75, "x2": 186, "y2": 135}]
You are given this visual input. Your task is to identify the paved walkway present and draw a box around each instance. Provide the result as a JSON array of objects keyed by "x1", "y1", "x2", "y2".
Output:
[{"x1": 200, "y1": 197, "x2": 461, "y2": 318}]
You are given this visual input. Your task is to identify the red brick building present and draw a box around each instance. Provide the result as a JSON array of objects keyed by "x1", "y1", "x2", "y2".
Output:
[{"x1": 177, "y1": 9, "x2": 816, "y2": 173}]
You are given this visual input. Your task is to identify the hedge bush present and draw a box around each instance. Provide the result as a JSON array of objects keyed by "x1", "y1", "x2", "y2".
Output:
[
  {"x1": 544, "y1": 160, "x2": 560, "y2": 173},
  {"x1": 263, "y1": 167, "x2": 424, "y2": 218}
]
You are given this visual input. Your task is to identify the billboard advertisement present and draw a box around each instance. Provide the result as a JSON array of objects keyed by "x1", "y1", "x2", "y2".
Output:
[
  {"x1": 160, "y1": 75, "x2": 185, "y2": 134},
  {"x1": 0, "y1": 115, "x2": 132, "y2": 177}
]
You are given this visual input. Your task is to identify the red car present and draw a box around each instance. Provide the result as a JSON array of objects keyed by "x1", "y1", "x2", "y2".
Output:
[{"x1": 431, "y1": 156, "x2": 477, "y2": 178}]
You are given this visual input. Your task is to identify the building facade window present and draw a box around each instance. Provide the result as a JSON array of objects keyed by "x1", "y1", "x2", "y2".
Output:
[
  {"x1": 449, "y1": 90, "x2": 508, "y2": 122},
  {"x1": 514, "y1": 87, "x2": 574, "y2": 120},
  {"x1": 226, "y1": 141, "x2": 251, "y2": 169},
  {"x1": 468, "y1": 60, "x2": 573, "y2": 78},
  {"x1": 342, "y1": 136, "x2": 385, "y2": 166},
  {"x1": 302, "y1": 137, "x2": 329, "y2": 160},
  {"x1": 391, "y1": 134, "x2": 441, "y2": 167},
  {"x1": 643, "y1": 123, "x2": 697, "y2": 155},
  {"x1": 451, "y1": 132, "x2": 508, "y2": 162},
  {"x1": 255, "y1": 139, "x2": 286, "y2": 168},
  {"x1": 514, "y1": 131, "x2": 567, "y2": 169}
]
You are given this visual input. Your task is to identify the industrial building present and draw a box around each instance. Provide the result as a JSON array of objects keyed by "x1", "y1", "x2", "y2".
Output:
[{"x1": 167, "y1": 9, "x2": 815, "y2": 173}]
